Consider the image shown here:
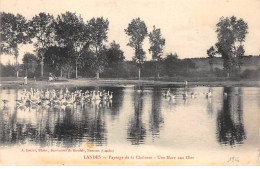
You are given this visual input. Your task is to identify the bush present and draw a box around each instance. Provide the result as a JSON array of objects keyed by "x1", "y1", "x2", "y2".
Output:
[{"x1": 241, "y1": 68, "x2": 260, "y2": 80}]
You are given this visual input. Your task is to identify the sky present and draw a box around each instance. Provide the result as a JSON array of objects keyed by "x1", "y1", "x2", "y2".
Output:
[{"x1": 0, "y1": 0, "x2": 260, "y2": 64}]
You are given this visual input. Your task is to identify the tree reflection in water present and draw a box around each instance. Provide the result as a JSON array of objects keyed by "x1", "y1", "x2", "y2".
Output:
[
  {"x1": 127, "y1": 89, "x2": 146, "y2": 145},
  {"x1": 216, "y1": 87, "x2": 246, "y2": 146},
  {"x1": 0, "y1": 86, "x2": 253, "y2": 148},
  {"x1": 149, "y1": 87, "x2": 164, "y2": 138},
  {"x1": 0, "y1": 88, "x2": 108, "y2": 148}
]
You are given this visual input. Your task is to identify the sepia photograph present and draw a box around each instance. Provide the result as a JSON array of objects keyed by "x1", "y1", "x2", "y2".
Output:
[{"x1": 0, "y1": 0, "x2": 259, "y2": 166}]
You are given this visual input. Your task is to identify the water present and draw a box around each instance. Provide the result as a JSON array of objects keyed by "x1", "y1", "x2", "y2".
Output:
[{"x1": 0, "y1": 86, "x2": 259, "y2": 152}]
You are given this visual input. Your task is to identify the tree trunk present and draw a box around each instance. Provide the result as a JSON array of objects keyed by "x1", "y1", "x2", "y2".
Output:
[
  {"x1": 157, "y1": 72, "x2": 160, "y2": 78},
  {"x1": 75, "y1": 64, "x2": 78, "y2": 79},
  {"x1": 68, "y1": 69, "x2": 71, "y2": 79},
  {"x1": 15, "y1": 57, "x2": 19, "y2": 78},
  {"x1": 227, "y1": 72, "x2": 230, "y2": 78},
  {"x1": 26, "y1": 69, "x2": 27, "y2": 76},
  {"x1": 60, "y1": 68, "x2": 63, "y2": 78},
  {"x1": 41, "y1": 56, "x2": 44, "y2": 77},
  {"x1": 138, "y1": 68, "x2": 141, "y2": 80},
  {"x1": 96, "y1": 72, "x2": 99, "y2": 79}
]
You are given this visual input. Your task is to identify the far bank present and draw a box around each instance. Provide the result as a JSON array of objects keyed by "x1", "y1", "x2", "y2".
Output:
[{"x1": 0, "y1": 77, "x2": 259, "y2": 89}]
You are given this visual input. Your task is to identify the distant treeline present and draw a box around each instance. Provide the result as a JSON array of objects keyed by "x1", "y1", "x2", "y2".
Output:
[
  {"x1": 1, "y1": 55, "x2": 259, "y2": 80},
  {"x1": 1, "y1": 11, "x2": 259, "y2": 80}
]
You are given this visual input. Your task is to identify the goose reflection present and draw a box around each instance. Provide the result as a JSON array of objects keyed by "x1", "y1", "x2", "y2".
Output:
[{"x1": 216, "y1": 87, "x2": 246, "y2": 146}]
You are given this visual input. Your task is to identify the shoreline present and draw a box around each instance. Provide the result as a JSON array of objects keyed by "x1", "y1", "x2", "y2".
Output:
[{"x1": 0, "y1": 78, "x2": 259, "y2": 89}]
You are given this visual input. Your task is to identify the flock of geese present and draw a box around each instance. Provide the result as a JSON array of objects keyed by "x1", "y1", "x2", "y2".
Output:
[
  {"x1": 2, "y1": 88, "x2": 113, "y2": 108},
  {"x1": 162, "y1": 88, "x2": 213, "y2": 101},
  {"x1": 2, "y1": 86, "x2": 224, "y2": 108}
]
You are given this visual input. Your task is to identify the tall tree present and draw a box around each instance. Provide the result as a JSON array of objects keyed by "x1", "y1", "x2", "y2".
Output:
[
  {"x1": 125, "y1": 18, "x2": 148, "y2": 80},
  {"x1": 0, "y1": 12, "x2": 31, "y2": 77},
  {"x1": 22, "y1": 53, "x2": 39, "y2": 77},
  {"x1": 44, "y1": 46, "x2": 73, "y2": 78},
  {"x1": 215, "y1": 16, "x2": 248, "y2": 77},
  {"x1": 55, "y1": 12, "x2": 90, "y2": 78},
  {"x1": 148, "y1": 25, "x2": 165, "y2": 78},
  {"x1": 207, "y1": 46, "x2": 217, "y2": 75},
  {"x1": 88, "y1": 17, "x2": 109, "y2": 79},
  {"x1": 30, "y1": 12, "x2": 55, "y2": 77}
]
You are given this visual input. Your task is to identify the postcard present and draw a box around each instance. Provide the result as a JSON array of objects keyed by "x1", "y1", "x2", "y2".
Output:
[{"x1": 0, "y1": 0, "x2": 259, "y2": 166}]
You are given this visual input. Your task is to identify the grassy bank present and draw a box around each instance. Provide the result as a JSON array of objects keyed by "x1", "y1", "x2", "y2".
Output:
[{"x1": 0, "y1": 77, "x2": 259, "y2": 89}]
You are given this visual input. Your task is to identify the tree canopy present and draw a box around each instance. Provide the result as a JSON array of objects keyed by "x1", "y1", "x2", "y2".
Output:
[
  {"x1": 215, "y1": 16, "x2": 248, "y2": 76},
  {"x1": 125, "y1": 17, "x2": 148, "y2": 79}
]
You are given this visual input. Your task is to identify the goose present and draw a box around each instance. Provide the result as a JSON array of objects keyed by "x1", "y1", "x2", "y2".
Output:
[
  {"x1": 190, "y1": 92, "x2": 195, "y2": 99},
  {"x1": 95, "y1": 91, "x2": 101, "y2": 100},
  {"x1": 163, "y1": 89, "x2": 170, "y2": 98},
  {"x1": 99, "y1": 91, "x2": 105, "y2": 100},
  {"x1": 16, "y1": 97, "x2": 26, "y2": 106},
  {"x1": 183, "y1": 91, "x2": 188, "y2": 99},
  {"x1": 184, "y1": 80, "x2": 188, "y2": 86},
  {"x1": 206, "y1": 90, "x2": 212, "y2": 98},
  {"x1": 66, "y1": 93, "x2": 75, "y2": 105},
  {"x1": 108, "y1": 92, "x2": 113, "y2": 100},
  {"x1": 168, "y1": 92, "x2": 175, "y2": 101},
  {"x1": 2, "y1": 100, "x2": 9, "y2": 107}
]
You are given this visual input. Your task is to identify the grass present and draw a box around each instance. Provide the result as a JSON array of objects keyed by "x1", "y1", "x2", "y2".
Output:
[{"x1": 0, "y1": 76, "x2": 259, "y2": 89}]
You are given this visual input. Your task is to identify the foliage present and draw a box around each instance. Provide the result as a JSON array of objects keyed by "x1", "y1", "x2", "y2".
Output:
[
  {"x1": 105, "y1": 41, "x2": 125, "y2": 64},
  {"x1": 215, "y1": 16, "x2": 248, "y2": 76},
  {"x1": 0, "y1": 63, "x2": 16, "y2": 77},
  {"x1": 87, "y1": 17, "x2": 109, "y2": 77},
  {"x1": 0, "y1": 12, "x2": 32, "y2": 77},
  {"x1": 125, "y1": 17, "x2": 148, "y2": 68},
  {"x1": 0, "y1": 12, "x2": 31, "y2": 55},
  {"x1": 207, "y1": 46, "x2": 217, "y2": 74},
  {"x1": 22, "y1": 53, "x2": 39, "y2": 77},
  {"x1": 30, "y1": 12, "x2": 55, "y2": 76},
  {"x1": 148, "y1": 25, "x2": 165, "y2": 60},
  {"x1": 30, "y1": 12, "x2": 55, "y2": 50},
  {"x1": 148, "y1": 25, "x2": 165, "y2": 77},
  {"x1": 44, "y1": 45, "x2": 73, "y2": 77},
  {"x1": 55, "y1": 12, "x2": 90, "y2": 78}
]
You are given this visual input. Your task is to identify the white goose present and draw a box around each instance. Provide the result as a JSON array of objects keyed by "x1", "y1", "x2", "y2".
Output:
[{"x1": 206, "y1": 90, "x2": 212, "y2": 98}]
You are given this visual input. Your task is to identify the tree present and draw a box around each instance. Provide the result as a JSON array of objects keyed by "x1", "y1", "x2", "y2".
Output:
[
  {"x1": 148, "y1": 25, "x2": 165, "y2": 78},
  {"x1": 88, "y1": 17, "x2": 109, "y2": 79},
  {"x1": 163, "y1": 53, "x2": 179, "y2": 76},
  {"x1": 235, "y1": 45, "x2": 245, "y2": 73},
  {"x1": 0, "y1": 12, "x2": 31, "y2": 77},
  {"x1": 105, "y1": 41, "x2": 125, "y2": 64},
  {"x1": 22, "y1": 53, "x2": 39, "y2": 77},
  {"x1": 44, "y1": 46, "x2": 73, "y2": 78},
  {"x1": 215, "y1": 16, "x2": 248, "y2": 77},
  {"x1": 55, "y1": 12, "x2": 90, "y2": 78},
  {"x1": 207, "y1": 46, "x2": 217, "y2": 75},
  {"x1": 125, "y1": 18, "x2": 148, "y2": 80},
  {"x1": 30, "y1": 12, "x2": 55, "y2": 77}
]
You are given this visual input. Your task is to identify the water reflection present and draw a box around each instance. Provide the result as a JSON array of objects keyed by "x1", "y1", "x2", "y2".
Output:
[
  {"x1": 216, "y1": 87, "x2": 246, "y2": 146},
  {"x1": 127, "y1": 90, "x2": 146, "y2": 145},
  {"x1": 0, "y1": 86, "x2": 257, "y2": 149},
  {"x1": 150, "y1": 87, "x2": 164, "y2": 138}
]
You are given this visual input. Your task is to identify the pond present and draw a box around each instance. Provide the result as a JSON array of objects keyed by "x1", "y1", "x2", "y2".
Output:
[{"x1": 0, "y1": 86, "x2": 259, "y2": 155}]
